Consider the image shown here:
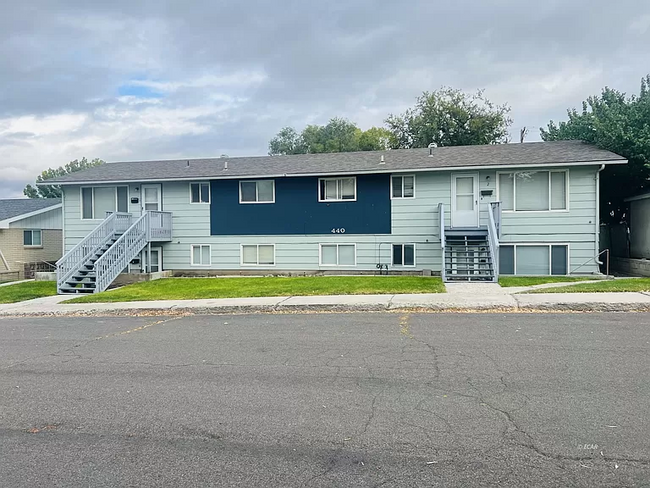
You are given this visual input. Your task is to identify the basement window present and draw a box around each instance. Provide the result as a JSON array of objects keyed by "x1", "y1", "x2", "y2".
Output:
[
  {"x1": 241, "y1": 244, "x2": 275, "y2": 266},
  {"x1": 190, "y1": 245, "x2": 211, "y2": 266},
  {"x1": 499, "y1": 244, "x2": 568, "y2": 275},
  {"x1": 392, "y1": 244, "x2": 415, "y2": 266}
]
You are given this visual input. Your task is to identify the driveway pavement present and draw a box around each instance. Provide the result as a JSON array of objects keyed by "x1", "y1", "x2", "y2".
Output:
[{"x1": 1, "y1": 312, "x2": 649, "y2": 486}]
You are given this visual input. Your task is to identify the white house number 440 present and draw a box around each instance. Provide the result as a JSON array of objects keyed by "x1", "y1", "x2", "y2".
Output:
[{"x1": 331, "y1": 228, "x2": 346, "y2": 234}]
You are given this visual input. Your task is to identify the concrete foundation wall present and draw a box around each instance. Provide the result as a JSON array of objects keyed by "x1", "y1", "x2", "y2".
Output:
[{"x1": 610, "y1": 257, "x2": 650, "y2": 277}]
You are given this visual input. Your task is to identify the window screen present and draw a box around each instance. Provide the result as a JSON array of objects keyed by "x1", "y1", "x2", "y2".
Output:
[
  {"x1": 93, "y1": 187, "x2": 116, "y2": 217},
  {"x1": 516, "y1": 172, "x2": 549, "y2": 211},
  {"x1": 499, "y1": 174, "x2": 514, "y2": 211},
  {"x1": 515, "y1": 246, "x2": 550, "y2": 275},
  {"x1": 550, "y1": 172, "x2": 567, "y2": 210},
  {"x1": 499, "y1": 246, "x2": 515, "y2": 275},
  {"x1": 551, "y1": 245, "x2": 568, "y2": 275},
  {"x1": 321, "y1": 245, "x2": 338, "y2": 265},
  {"x1": 82, "y1": 187, "x2": 93, "y2": 219},
  {"x1": 117, "y1": 187, "x2": 128, "y2": 212}
]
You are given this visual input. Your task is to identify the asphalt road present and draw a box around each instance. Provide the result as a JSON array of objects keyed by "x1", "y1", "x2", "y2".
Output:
[{"x1": 0, "y1": 312, "x2": 649, "y2": 487}]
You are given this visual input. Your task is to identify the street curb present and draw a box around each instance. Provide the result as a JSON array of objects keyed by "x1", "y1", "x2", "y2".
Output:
[{"x1": 2, "y1": 302, "x2": 650, "y2": 318}]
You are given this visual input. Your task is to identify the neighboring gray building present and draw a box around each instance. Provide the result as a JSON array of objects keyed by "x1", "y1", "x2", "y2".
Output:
[
  {"x1": 0, "y1": 198, "x2": 63, "y2": 280},
  {"x1": 45, "y1": 141, "x2": 627, "y2": 294}
]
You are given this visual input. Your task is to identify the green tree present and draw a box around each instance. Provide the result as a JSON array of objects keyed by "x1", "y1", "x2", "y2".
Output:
[
  {"x1": 268, "y1": 118, "x2": 393, "y2": 155},
  {"x1": 268, "y1": 127, "x2": 305, "y2": 156},
  {"x1": 385, "y1": 88, "x2": 512, "y2": 148},
  {"x1": 24, "y1": 157, "x2": 105, "y2": 198},
  {"x1": 541, "y1": 75, "x2": 650, "y2": 223},
  {"x1": 357, "y1": 127, "x2": 395, "y2": 151}
]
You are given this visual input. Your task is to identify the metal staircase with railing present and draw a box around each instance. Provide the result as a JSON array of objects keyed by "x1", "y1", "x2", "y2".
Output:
[
  {"x1": 439, "y1": 202, "x2": 501, "y2": 283},
  {"x1": 56, "y1": 211, "x2": 172, "y2": 294}
]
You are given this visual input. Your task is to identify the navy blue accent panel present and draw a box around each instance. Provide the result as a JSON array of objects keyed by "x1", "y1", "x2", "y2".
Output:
[{"x1": 210, "y1": 174, "x2": 391, "y2": 235}]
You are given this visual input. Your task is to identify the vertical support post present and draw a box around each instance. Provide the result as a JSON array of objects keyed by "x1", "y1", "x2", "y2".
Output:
[{"x1": 147, "y1": 242, "x2": 152, "y2": 274}]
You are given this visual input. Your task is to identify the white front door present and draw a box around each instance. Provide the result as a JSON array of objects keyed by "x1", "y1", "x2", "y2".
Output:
[
  {"x1": 451, "y1": 174, "x2": 479, "y2": 228},
  {"x1": 141, "y1": 184, "x2": 162, "y2": 212}
]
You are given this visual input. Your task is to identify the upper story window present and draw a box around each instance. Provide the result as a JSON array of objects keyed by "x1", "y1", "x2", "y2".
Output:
[
  {"x1": 239, "y1": 180, "x2": 275, "y2": 203},
  {"x1": 498, "y1": 170, "x2": 567, "y2": 212},
  {"x1": 23, "y1": 230, "x2": 42, "y2": 247},
  {"x1": 81, "y1": 186, "x2": 128, "y2": 219},
  {"x1": 391, "y1": 175, "x2": 415, "y2": 199},
  {"x1": 319, "y1": 177, "x2": 356, "y2": 202},
  {"x1": 190, "y1": 182, "x2": 210, "y2": 204}
]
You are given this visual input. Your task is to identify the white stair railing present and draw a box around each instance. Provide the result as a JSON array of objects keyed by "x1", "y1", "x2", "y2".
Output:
[
  {"x1": 439, "y1": 202, "x2": 446, "y2": 282},
  {"x1": 487, "y1": 202, "x2": 501, "y2": 282},
  {"x1": 56, "y1": 212, "x2": 132, "y2": 291},
  {"x1": 94, "y1": 212, "x2": 150, "y2": 293}
]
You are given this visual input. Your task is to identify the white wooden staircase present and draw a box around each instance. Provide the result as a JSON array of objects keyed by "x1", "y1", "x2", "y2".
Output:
[{"x1": 57, "y1": 211, "x2": 172, "y2": 294}]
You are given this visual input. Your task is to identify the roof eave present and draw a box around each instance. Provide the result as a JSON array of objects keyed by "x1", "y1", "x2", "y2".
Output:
[
  {"x1": 45, "y1": 159, "x2": 628, "y2": 186},
  {"x1": 0, "y1": 203, "x2": 63, "y2": 228}
]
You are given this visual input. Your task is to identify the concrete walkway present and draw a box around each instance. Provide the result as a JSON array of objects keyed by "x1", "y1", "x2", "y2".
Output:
[{"x1": 2, "y1": 282, "x2": 650, "y2": 316}]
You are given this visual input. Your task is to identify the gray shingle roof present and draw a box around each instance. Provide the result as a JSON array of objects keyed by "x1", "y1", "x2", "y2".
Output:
[
  {"x1": 0, "y1": 198, "x2": 62, "y2": 221},
  {"x1": 45, "y1": 140, "x2": 626, "y2": 185}
]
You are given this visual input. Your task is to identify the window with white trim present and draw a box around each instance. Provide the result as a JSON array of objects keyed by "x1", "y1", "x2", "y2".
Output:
[
  {"x1": 392, "y1": 244, "x2": 415, "y2": 266},
  {"x1": 81, "y1": 186, "x2": 129, "y2": 219},
  {"x1": 391, "y1": 175, "x2": 415, "y2": 199},
  {"x1": 23, "y1": 230, "x2": 42, "y2": 247},
  {"x1": 499, "y1": 244, "x2": 568, "y2": 275},
  {"x1": 318, "y1": 177, "x2": 356, "y2": 202},
  {"x1": 239, "y1": 180, "x2": 275, "y2": 203},
  {"x1": 241, "y1": 244, "x2": 275, "y2": 266},
  {"x1": 320, "y1": 244, "x2": 356, "y2": 266},
  {"x1": 190, "y1": 245, "x2": 211, "y2": 266},
  {"x1": 190, "y1": 182, "x2": 210, "y2": 203},
  {"x1": 498, "y1": 171, "x2": 567, "y2": 211}
]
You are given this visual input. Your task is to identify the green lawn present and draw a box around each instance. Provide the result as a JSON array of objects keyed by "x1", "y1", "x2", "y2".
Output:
[
  {"x1": 0, "y1": 281, "x2": 57, "y2": 303},
  {"x1": 498, "y1": 276, "x2": 602, "y2": 287},
  {"x1": 65, "y1": 276, "x2": 446, "y2": 303},
  {"x1": 527, "y1": 278, "x2": 650, "y2": 293}
]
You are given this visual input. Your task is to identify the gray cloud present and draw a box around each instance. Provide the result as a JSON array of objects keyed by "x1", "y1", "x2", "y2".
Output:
[{"x1": 1, "y1": 0, "x2": 649, "y2": 197}]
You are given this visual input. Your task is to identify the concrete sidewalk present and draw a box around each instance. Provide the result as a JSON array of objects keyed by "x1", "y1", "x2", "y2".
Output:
[{"x1": 2, "y1": 282, "x2": 650, "y2": 316}]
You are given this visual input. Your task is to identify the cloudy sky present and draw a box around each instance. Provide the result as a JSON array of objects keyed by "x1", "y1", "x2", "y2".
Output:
[{"x1": 1, "y1": 0, "x2": 649, "y2": 198}]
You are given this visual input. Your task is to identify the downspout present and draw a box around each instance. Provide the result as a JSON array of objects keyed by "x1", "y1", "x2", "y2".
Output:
[{"x1": 595, "y1": 164, "x2": 606, "y2": 268}]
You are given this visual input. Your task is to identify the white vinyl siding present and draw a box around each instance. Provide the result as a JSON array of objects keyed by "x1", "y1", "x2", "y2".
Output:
[
  {"x1": 190, "y1": 182, "x2": 210, "y2": 204},
  {"x1": 318, "y1": 177, "x2": 356, "y2": 202},
  {"x1": 319, "y1": 244, "x2": 356, "y2": 266},
  {"x1": 190, "y1": 245, "x2": 211, "y2": 266},
  {"x1": 391, "y1": 175, "x2": 415, "y2": 199},
  {"x1": 239, "y1": 180, "x2": 275, "y2": 203},
  {"x1": 81, "y1": 186, "x2": 129, "y2": 219},
  {"x1": 498, "y1": 171, "x2": 568, "y2": 212},
  {"x1": 241, "y1": 244, "x2": 275, "y2": 266}
]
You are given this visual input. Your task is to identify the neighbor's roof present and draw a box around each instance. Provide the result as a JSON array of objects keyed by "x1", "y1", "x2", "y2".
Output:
[
  {"x1": 0, "y1": 198, "x2": 62, "y2": 222},
  {"x1": 43, "y1": 140, "x2": 627, "y2": 185}
]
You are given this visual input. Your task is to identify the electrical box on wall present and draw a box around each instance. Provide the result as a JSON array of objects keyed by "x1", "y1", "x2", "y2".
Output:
[{"x1": 481, "y1": 189, "x2": 493, "y2": 197}]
